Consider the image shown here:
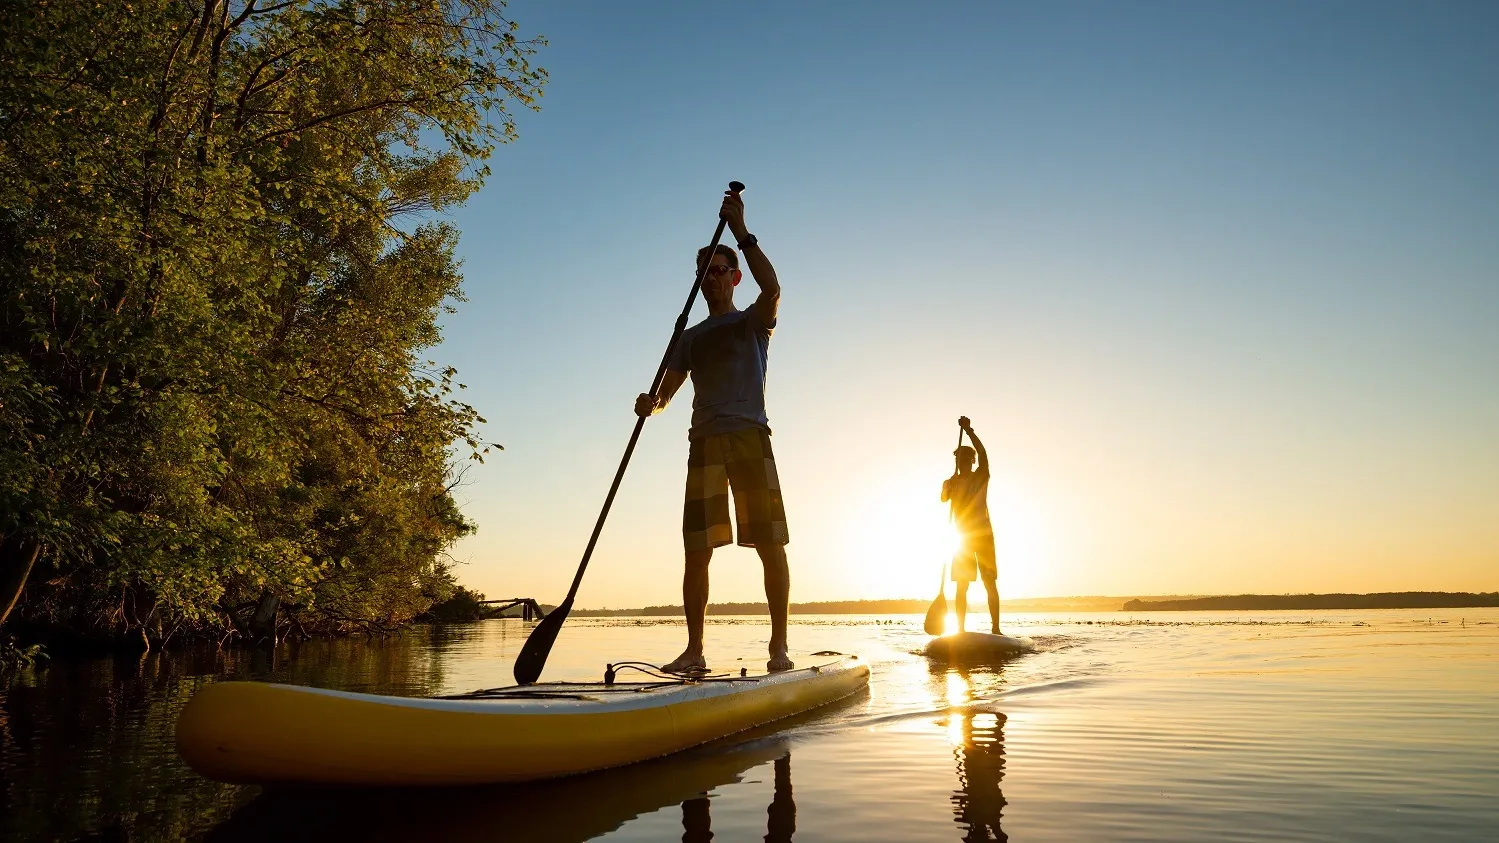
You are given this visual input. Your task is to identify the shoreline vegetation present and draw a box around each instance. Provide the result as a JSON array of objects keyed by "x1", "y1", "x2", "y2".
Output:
[
  {"x1": 572, "y1": 592, "x2": 1499, "y2": 617},
  {"x1": 0, "y1": 1, "x2": 548, "y2": 664}
]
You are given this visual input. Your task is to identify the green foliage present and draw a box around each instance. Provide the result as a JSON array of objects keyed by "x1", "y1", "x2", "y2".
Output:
[
  {"x1": 0, "y1": 1, "x2": 543, "y2": 642},
  {"x1": 0, "y1": 634, "x2": 46, "y2": 670}
]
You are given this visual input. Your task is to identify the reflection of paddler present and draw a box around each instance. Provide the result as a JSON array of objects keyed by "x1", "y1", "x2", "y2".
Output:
[
  {"x1": 205, "y1": 737, "x2": 791, "y2": 843},
  {"x1": 943, "y1": 416, "x2": 1000, "y2": 634},
  {"x1": 682, "y1": 752, "x2": 796, "y2": 843},
  {"x1": 950, "y1": 711, "x2": 1009, "y2": 842},
  {"x1": 767, "y1": 753, "x2": 796, "y2": 842}
]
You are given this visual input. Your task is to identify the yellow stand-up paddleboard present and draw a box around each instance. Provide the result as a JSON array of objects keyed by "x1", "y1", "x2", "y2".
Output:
[{"x1": 176, "y1": 655, "x2": 868, "y2": 787}]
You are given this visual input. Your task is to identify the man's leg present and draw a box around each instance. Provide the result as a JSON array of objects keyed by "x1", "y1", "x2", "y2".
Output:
[
  {"x1": 954, "y1": 580, "x2": 970, "y2": 633},
  {"x1": 672, "y1": 433, "x2": 728, "y2": 674},
  {"x1": 983, "y1": 576, "x2": 1000, "y2": 634},
  {"x1": 726, "y1": 428, "x2": 793, "y2": 672},
  {"x1": 757, "y1": 544, "x2": 792, "y2": 671},
  {"x1": 664, "y1": 549, "x2": 713, "y2": 673},
  {"x1": 978, "y1": 543, "x2": 1000, "y2": 634}
]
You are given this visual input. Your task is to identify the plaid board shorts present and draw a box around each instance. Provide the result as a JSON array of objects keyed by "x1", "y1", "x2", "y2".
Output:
[
  {"x1": 683, "y1": 427, "x2": 790, "y2": 551},
  {"x1": 952, "y1": 528, "x2": 997, "y2": 583}
]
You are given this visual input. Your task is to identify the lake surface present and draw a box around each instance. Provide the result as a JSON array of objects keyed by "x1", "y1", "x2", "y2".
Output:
[{"x1": 3, "y1": 608, "x2": 1497, "y2": 841}]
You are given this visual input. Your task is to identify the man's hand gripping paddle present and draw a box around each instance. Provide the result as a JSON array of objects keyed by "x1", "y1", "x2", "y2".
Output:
[
  {"x1": 924, "y1": 423, "x2": 965, "y2": 636},
  {"x1": 513, "y1": 182, "x2": 747, "y2": 685}
]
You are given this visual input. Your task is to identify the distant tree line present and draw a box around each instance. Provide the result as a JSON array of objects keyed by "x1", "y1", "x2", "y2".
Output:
[
  {"x1": 570, "y1": 592, "x2": 1499, "y2": 617},
  {"x1": 1122, "y1": 593, "x2": 1499, "y2": 611},
  {"x1": 0, "y1": 1, "x2": 545, "y2": 650}
]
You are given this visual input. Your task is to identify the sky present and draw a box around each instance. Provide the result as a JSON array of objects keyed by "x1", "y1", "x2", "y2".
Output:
[{"x1": 429, "y1": 0, "x2": 1499, "y2": 608}]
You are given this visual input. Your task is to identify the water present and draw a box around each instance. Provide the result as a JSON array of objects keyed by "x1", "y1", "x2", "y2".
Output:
[{"x1": 3, "y1": 608, "x2": 1497, "y2": 841}]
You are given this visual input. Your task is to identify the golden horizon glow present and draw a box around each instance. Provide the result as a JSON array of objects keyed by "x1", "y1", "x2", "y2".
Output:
[
  {"x1": 991, "y1": 482, "x2": 1054, "y2": 600},
  {"x1": 842, "y1": 475, "x2": 962, "y2": 600},
  {"x1": 462, "y1": 406, "x2": 1499, "y2": 606}
]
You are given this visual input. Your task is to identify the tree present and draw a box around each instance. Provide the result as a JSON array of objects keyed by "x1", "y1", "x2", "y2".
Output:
[{"x1": 0, "y1": 0, "x2": 543, "y2": 643}]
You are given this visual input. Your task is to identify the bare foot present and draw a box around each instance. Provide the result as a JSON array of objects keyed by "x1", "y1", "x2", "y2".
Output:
[
  {"x1": 767, "y1": 651, "x2": 795, "y2": 672},
  {"x1": 662, "y1": 650, "x2": 707, "y2": 674}
]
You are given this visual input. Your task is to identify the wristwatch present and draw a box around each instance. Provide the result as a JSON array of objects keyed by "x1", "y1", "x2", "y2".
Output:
[{"x1": 736, "y1": 234, "x2": 758, "y2": 251}]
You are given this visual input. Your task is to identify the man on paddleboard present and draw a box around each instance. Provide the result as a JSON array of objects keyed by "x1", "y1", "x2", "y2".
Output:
[
  {"x1": 944, "y1": 416, "x2": 1000, "y2": 633},
  {"x1": 635, "y1": 190, "x2": 792, "y2": 673}
]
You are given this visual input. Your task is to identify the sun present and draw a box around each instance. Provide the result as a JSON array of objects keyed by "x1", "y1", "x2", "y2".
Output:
[
  {"x1": 844, "y1": 479, "x2": 960, "y2": 599},
  {"x1": 843, "y1": 471, "x2": 1053, "y2": 601}
]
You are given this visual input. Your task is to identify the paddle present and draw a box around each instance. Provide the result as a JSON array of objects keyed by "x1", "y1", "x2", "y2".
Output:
[
  {"x1": 923, "y1": 425, "x2": 965, "y2": 635},
  {"x1": 922, "y1": 560, "x2": 947, "y2": 636},
  {"x1": 513, "y1": 181, "x2": 746, "y2": 685}
]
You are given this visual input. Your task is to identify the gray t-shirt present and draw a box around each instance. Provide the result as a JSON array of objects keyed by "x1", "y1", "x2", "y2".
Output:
[{"x1": 667, "y1": 306, "x2": 774, "y2": 439}]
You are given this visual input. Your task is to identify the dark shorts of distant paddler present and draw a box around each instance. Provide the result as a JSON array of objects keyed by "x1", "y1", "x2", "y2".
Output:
[{"x1": 952, "y1": 529, "x2": 997, "y2": 583}]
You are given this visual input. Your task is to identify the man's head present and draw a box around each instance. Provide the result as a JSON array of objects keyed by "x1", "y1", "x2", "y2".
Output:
[
  {"x1": 697, "y1": 244, "x2": 741, "y2": 309},
  {"x1": 953, "y1": 445, "x2": 976, "y2": 474}
]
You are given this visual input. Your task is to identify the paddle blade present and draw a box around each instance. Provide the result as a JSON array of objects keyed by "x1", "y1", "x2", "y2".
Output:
[
  {"x1": 513, "y1": 595, "x2": 573, "y2": 685},
  {"x1": 923, "y1": 591, "x2": 947, "y2": 636}
]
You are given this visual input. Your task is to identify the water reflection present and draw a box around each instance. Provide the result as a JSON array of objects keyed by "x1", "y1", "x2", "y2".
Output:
[
  {"x1": 767, "y1": 753, "x2": 796, "y2": 841},
  {"x1": 0, "y1": 632, "x2": 453, "y2": 841},
  {"x1": 935, "y1": 666, "x2": 1010, "y2": 842},
  {"x1": 208, "y1": 740, "x2": 793, "y2": 843},
  {"x1": 950, "y1": 711, "x2": 1008, "y2": 841},
  {"x1": 0, "y1": 652, "x2": 250, "y2": 842},
  {"x1": 681, "y1": 752, "x2": 796, "y2": 843}
]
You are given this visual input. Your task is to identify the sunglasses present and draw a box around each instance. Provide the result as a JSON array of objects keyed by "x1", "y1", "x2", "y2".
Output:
[{"x1": 704, "y1": 264, "x2": 736, "y2": 277}]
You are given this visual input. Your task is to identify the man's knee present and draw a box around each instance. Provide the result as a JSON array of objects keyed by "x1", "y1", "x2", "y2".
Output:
[
  {"x1": 685, "y1": 550, "x2": 712, "y2": 571},
  {"x1": 755, "y1": 543, "x2": 787, "y2": 565}
]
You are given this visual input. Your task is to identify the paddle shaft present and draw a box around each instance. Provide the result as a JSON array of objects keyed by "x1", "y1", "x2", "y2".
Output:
[
  {"x1": 923, "y1": 423, "x2": 966, "y2": 635},
  {"x1": 558, "y1": 188, "x2": 742, "y2": 605},
  {"x1": 941, "y1": 423, "x2": 965, "y2": 582}
]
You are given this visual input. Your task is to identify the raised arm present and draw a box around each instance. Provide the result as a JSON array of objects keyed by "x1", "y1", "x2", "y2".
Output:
[
  {"x1": 960, "y1": 416, "x2": 989, "y2": 474},
  {"x1": 720, "y1": 191, "x2": 779, "y2": 325}
]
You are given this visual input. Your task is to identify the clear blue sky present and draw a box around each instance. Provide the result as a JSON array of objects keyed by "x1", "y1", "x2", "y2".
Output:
[{"x1": 433, "y1": 0, "x2": 1498, "y2": 607}]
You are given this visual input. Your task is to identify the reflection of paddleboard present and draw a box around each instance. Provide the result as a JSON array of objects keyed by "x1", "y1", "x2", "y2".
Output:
[
  {"x1": 177, "y1": 655, "x2": 867, "y2": 786},
  {"x1": 923, "y1": 632, "x2": 1035, "y2": 661},
  {"x1": 205, "y1": 737, "x2": 794, "y2": 843}
]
